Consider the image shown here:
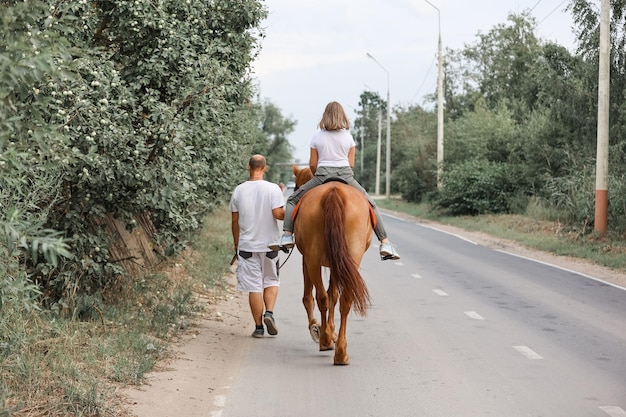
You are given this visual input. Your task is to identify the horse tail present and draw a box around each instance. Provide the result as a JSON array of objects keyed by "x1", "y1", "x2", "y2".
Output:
[{"x1": 322, "y1": 187, "x2": 370, "y2": 316}]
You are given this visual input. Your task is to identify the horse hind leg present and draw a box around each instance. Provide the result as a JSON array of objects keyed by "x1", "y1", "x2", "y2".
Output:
[
  {"x1": 315, "y1": 278, "x2": 336, "y2": 351},
  {"x1": 301, "y1": 263, "x2": 319, "y2": 342},
  {"x1": 333, "y1": 295, "x2": 352, "y2": 365},
  {"x1": 327, "y1": 274, "x2": 338, "y2": 343}
]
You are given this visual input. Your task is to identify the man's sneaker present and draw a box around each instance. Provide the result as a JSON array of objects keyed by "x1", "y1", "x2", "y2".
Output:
[
  {"x1": 252, "y1": 327, "x2": 264, "y2": 338},
  {"x1": 380, "y1": 241, "x2": 400, "y2": 261},
  {"x1": 263, "y1": 312, "x2": 278, "y2": 336},
  {"x1": 268, "y1": 233, "x2": 295, "y2": 251}
]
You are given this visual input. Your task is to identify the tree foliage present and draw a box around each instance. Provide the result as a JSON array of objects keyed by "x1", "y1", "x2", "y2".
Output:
[
  {"x1": 1, "y1": 0, "x2": 269, "y2": 308},
  {"x1": 252, "y1": 99, "x2": 296, "y2": 184},
  {"x1": 358, "y1": 5, "x2": 626, "y2": 234}
]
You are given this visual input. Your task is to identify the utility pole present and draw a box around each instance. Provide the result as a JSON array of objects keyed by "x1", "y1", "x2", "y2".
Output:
[
  {"x1": 360, "y1": 111, "x2": 365, "y2": 175},
  {"x1": 375, "y1": 109, "x2": 382, "y2": 195},
  {"x1": 385, "y1": 76, "x2": 391, "y2": 198},
  {"x1": 425, "y1": 0, "x2": 444, "y2": 189},
  {"x1": 595, "y1": 0, "x2": 610, "y2": 235}
]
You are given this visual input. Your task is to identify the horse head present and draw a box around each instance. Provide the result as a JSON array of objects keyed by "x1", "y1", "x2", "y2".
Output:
[{"x1": 292, "y1": 165, "x2": 313, "y2": 189}]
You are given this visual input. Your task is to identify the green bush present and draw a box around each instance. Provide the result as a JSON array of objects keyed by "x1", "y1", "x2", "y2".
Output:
[{"x1": 434, "y1": 160, "x2": 522, "y2": 215}]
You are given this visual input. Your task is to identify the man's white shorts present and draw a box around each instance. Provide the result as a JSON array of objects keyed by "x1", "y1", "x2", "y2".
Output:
[{"x1": 236, "y1": 250, "x2": 280, "y2": 293}]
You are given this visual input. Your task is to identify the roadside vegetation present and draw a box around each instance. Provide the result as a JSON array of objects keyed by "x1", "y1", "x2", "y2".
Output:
[
  {"x1": 1, "y1": 206, "x2": 233, "y2": 416},
  {"x1": 377, "y1": 198, "x2": 626, "y2": 272}
]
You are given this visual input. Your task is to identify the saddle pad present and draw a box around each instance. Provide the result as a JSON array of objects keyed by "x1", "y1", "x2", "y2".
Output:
[{"x1": 292, "y1": 193, "x2": 377, "y2": 229}]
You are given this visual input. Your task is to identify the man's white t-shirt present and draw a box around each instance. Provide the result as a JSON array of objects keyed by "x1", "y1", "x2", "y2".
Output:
[
  {"x1": 230, "y1": 180, "x2": 284, "y2": 252},
  {"x1": 310, "y1": 129, "x2": 356, "y2": 167}
]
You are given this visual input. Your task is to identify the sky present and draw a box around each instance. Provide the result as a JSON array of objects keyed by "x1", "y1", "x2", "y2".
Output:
[{"x1": 251, "y1": 0, "x2": 578, "y2": 163}]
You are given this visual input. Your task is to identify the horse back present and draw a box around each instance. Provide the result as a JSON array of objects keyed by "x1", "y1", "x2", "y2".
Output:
[{"x1": 294, "y1": 183, "x2": 373, "y2": 262}]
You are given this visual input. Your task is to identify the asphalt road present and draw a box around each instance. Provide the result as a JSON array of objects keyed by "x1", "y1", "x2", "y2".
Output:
[{"x1": 220, "y1": 212, "x2": 626, "y2": 417}]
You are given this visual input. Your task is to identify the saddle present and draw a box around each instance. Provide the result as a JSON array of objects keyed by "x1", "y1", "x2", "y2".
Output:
[{"x1": 292, "y1": 178, "x2": 377, "y2": 229}]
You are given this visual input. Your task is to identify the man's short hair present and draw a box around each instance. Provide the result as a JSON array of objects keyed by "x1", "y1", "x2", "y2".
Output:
[{"x1": 249, "y1": 154, "x2": 266, "y2": 170}]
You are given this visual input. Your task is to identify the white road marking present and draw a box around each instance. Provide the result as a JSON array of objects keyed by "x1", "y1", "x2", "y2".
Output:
[
  {"x1": 419, "y1": 224, "x2": 478, "y2": 245},
  {"x1": 411, "y1": 273, "x2": 422, "y2": 279},
  {"x1": 464, "y1": 311, "x2": 485, "y2": 320},
  {"x1": 433, "y1": 289, "x2": 448, "y2": 296},
  {"x1": 394, "y1": 261, "x2": 404, "y2": 266},
  {"x1": 495, "y1": 250, "x2": 626, "y2": 291},
  {"x1": 513, "y1": 345, "x2": 543, "y2": 359},
  {"x1": 599, "y1": 406, "x2": 626, "y2": 417}
]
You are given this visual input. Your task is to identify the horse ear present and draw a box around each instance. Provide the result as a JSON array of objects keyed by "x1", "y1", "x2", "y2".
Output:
[{"x1": 292, "y1": 164, "x2": 299, "y2": 175}]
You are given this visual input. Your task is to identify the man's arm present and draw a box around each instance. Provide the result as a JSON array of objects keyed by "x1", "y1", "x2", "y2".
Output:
[
  {"x1": 231, "y1": 212, "x2": 239, "y2": 251},
  {"x1": 272, "y1": 206, "x2": 285, "y2": 220}
]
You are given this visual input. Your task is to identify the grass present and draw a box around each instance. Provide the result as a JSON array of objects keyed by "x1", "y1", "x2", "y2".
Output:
[
  {"x1": 377, "y1": 198, "x2": 626, "y2": 272},
  {"x1": 0, "y1": 206, "x2": 234, "y2": 416}
]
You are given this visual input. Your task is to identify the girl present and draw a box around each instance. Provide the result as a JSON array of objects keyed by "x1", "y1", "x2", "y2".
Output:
[{"x1": 269, "y1": 101, "x2": 400, "y2": 261}]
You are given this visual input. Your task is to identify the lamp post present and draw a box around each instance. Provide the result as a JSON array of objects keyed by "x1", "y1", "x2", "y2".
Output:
[
  {"x1": 425, "y1": 0, "x2": 444, "y2": 189},
  {"x1": 366, "y1": 53, "x2": 391, "y2": 198}
]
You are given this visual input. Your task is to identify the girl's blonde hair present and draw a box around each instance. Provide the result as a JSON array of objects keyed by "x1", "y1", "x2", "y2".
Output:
[{"x1": 318, "y1": 101, "x2": 350, "y2": 131}]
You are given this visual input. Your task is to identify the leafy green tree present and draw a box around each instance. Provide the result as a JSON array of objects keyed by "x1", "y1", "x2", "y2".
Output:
[
  {"x1": 570, "y1": 0, "x2": 626, "y2": 163},
  {"x1": 1, "y1": 0, "x2": 267, "y2": 306},
  {"x1": 252, "y1": 99, "x2": 296, "y2": 184},
  {"x1": 354, "y1": 91, "x2": 386, "y2": 192},
  {"x1": 388, "y1": 104, "x2": 437, "y2": 202},
  {"x1": 445, "y1": 12, "x2": 542, "y2": 122}
]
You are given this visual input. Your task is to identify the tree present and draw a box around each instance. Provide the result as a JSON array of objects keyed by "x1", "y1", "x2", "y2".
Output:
[
  {"x1": 445, "y1": 13, "x2": 543, "y2": 122},
  {"x1": 252, "y1": 100, "x2": 296, "y2": 184},
  {"x1": 388, "y1": 104, "x2": 437, "y2": 202},
  {"x1": 1, "y1": 0, "x2": 268, "y2": 306},
  {"x1": 354, "y1": 91, "x2": 386, "y2": 192}
]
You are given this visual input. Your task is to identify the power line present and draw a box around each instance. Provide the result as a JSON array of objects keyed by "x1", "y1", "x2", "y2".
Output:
[
  {"x1": 411, "y1": 54, "x2": 437, "y2": 103},
  {"x1": 530, "y1": 0, "x2": 543, "y2": 12},
  {"x1": 539, "y1": 0, "x2": 567, "y2": 24}
]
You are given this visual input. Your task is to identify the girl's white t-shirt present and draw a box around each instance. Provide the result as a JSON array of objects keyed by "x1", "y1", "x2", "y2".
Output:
[
  {"x1": 310, "y1": 129, "x2": 356, "y2": 167},
  {"x1": 229, "y1": 180, "x2": 284, "y2": 252}
]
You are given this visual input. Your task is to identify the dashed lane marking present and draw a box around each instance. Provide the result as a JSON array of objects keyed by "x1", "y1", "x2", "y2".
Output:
[
  {"x1": 411, "y1": 273, "x2": 422, "y2": 279},
  {"x1": 513, "y1": 345, "x2": 543, "y2": 360},
  {"x1": 433, "y1": 289, "x2": 448, "y2": 296},
  {"x1": 464, "y1": 311, "x2": 485, "y2": 320},
  {"x1": 599, "y1": 406, "x2": 626, "y2": 417}
]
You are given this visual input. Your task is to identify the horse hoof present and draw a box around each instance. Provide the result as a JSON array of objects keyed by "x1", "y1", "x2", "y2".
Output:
[
  {"x1": 309, "y1": 324, "x2": 320, "y2": 343},
  {"x1": 334, "y1": 357, "x2": 349, "y2": 366}
]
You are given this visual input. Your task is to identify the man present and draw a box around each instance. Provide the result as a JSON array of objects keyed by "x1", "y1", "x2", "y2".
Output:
[{"x1": 230, "y1": 155, "x2": 285, "y2": 338}]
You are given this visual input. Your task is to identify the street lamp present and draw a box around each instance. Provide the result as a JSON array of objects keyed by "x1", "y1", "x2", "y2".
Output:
[
  {"x1": 366, "y1": 52, "x2": 391, "y2": 198},
  {"x1": 425, "y1": 0, "x2": 444, "y2": 189}
]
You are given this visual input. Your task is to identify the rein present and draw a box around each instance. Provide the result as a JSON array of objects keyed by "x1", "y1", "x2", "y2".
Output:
[{"x1": 278, "y1": 246, "x2": 294, "y2": 269}]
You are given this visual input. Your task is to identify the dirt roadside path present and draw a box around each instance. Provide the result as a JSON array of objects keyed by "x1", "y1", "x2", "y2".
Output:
[
  {"x1": 122, "y1": 215, "x2": 626, "y2": 416},
  {"x1": 123, "y1": 271, "x2": 251, "y2": 417}
]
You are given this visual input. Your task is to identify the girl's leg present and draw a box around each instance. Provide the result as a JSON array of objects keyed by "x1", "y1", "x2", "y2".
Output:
[
  {"x1": 282, "y1": 175, "x2": 325, "y2": 233},
  {"x1": 343, "y1": 174, "x2": 388, "y2": 242},
  {"x1": 341, "y1": 170, "x2": 399, "y2": 260}
]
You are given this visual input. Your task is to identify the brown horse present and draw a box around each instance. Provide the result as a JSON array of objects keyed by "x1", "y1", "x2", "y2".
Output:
[{"x1": 292, "y1": 165, "x2": 372, "y2": 365}]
